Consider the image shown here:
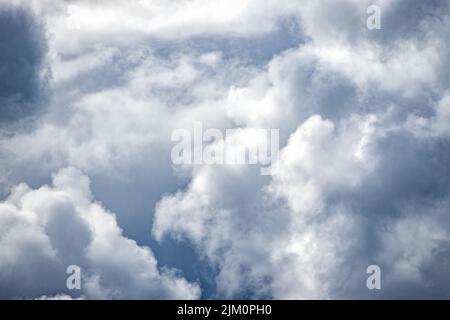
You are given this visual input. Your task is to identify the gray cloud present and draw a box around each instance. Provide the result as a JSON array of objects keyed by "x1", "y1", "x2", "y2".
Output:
[
  {"x1": 0, "y1": 4, "x2": 48, "y2": 124},
  {"x1": 1, "y1": 0, "x2": 450, "y2": 299}
]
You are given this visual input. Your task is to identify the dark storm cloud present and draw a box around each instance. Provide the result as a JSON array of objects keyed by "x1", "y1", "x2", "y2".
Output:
[{"x1": 0, "y1": 4, "x2": 48, "y2": 124}]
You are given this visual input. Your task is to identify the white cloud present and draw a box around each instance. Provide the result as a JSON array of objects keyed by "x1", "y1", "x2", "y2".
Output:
[
  {"x1": 41, "y1": 0, "x2": 302, "y2": 57},
  {"x1": 270, "y1": 114, "x2": 378, "y2": 216},
  {"x1": 1, "y1": 0, "x2": 450, "y2": 299}
]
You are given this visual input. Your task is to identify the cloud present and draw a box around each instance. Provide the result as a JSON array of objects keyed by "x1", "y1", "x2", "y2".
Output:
[
  {"x1": 152, "y1": 114, "x2": 376, "y2": 298},
  {"x1": 1, "y1": 0, "x2": 450, "y2": 299},
  {"x1": 152, "y1": 0, "x2": 450, "y2": 299},
  {"x1": 0, "y1": 167, "x2": 200, "y2": 299},
  {"x1": 36, "y1": 294, "x2": 84, "y2": 300},
  {"x1": 0, "y1": 3, "x2": 48, "y2": 124},
  {"x1": 46, "y1": 0, "x2": 301, "y2": 54}
]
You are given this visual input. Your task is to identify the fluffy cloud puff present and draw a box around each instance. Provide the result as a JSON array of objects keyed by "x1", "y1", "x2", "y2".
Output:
[
  {"x1": 0, "y1": 3, "x2": 48, "y2": 123},
  {"x1": 0, "y1": 167, "x2": 200, "y2": 299},
  {"x1": 153, "y1": 0, "x2": 450, "y2": 299}
]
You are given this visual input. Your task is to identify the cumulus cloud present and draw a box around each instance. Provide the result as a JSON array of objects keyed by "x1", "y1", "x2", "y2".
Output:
[
  {"x1": 0, "y1": 167, "x2": 200, "y2": 299},
  {"x1": 1, "y1": 0, "x2": 450, "y2": 300},
  {"x1": 46, "y1": 0, "x2": 300, "y2": 52},
  {"x1": 0, "y1": 3, "x2": 48, "y2": 123}
]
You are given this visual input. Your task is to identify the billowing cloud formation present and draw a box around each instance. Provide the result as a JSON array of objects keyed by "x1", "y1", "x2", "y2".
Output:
[
  {"x1": 0, "y1": 3, "x2": 48, "y2": 123},
  {"x1": 0, "y1": 167, "x2": 200, "y2": 299},
  {"x1": 0, "y1": 0, "x2": 450, "y2": 299},
  {"x1": 153, "y1": 0, "x2": 450, "y2": 299}
]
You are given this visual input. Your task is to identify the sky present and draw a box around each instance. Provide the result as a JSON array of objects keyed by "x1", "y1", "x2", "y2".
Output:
[{"x1": 0, "y1": 0, "x2": 450, "y2": 299}]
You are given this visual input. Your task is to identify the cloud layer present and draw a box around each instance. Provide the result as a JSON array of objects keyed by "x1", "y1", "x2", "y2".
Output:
[
  {"x1": 0, "y1": 167, "x2": 200, "y2": 299},
  {"x1": 0, "y1": 0, "x2": 450, "y2": 299}
]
